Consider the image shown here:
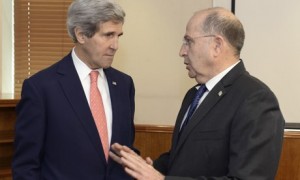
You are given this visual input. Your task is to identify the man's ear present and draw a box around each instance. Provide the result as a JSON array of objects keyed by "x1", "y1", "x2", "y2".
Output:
[
  {"x1": 74, "y1": 27, "x2": 86, "y2": 44},
  {"x1": 213, "y1": 35, "x2": 224, "y2": 55}
]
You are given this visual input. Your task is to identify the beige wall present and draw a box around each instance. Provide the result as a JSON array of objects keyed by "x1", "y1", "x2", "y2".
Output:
[
  {"x1": 114, "y1": 0, "x2": 212, "y2": 125},
  {"x1": 114, "y1": 0, "x2": 300, "y2": 125},
  {"x1": 3, "y1": 0, "x2": 300, "y2": 124},
  {"x1": 0, "y1": 0, "x2": 212, "y2": 125},
  {"x1": 0, "y1": 0, "x2": 13, "y2": 95},
  {"x1": 0, "y1": 0, "x2": 2, "y2": 92},
  {"x1": 235, "y1": 0, "x2": 300, "y2": 124}
]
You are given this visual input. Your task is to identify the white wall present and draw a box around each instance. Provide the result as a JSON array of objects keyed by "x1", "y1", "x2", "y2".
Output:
[
  {"x1": 114, "y1": 0, "x2": 212, "y2": 125},
  {"x1": 235, "y1": 0, "x2": 300, "y2": 123}
]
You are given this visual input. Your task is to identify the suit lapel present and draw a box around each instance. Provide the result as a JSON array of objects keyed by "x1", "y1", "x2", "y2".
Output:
[
  {"x1": 169, "y1": 83, "x2": 227, "y2": 166},
  {"x1": 179, "y1": 83, "x2": 227, "y2": 144},
  {"x1": 103, "y1": 68, "x2": 120, "y2": 145},
  {"x1": 169, "y1": 61, "x2": 247, "y2": 167},
  {"x1": 171, "y1": 87, "x2": 197, "y2": 148},
  {"x1": 56, "y1": 54, "x2": 106, "y2": 162}
]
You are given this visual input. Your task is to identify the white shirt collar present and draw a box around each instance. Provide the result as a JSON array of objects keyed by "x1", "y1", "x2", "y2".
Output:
[
  {"x1": 203, "y1": 60, "x2": 240, "y2": 91},
  {"x1": 71, "y1": 48, "x2": 105, "y2": 80}
]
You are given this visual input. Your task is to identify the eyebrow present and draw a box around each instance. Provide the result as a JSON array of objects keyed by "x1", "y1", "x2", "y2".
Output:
[
  {"x1": 103, "y1": 31, "x2": 123, "y2": 37},
  {"x1": 183, "y1": 35, "x2": 192, "y2": 39}
]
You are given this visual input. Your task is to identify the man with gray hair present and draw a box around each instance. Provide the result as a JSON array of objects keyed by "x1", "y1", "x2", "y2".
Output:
[
  {"x1": 110, "y1": 7, "x2": 285, "y2": 180},
  {"x1": 13, "y1": 0, "x2": 136, "y2": 179}
]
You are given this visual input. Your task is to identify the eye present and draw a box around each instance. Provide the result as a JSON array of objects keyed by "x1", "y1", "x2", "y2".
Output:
[
  {"x1": 183, "y1": 37, "x2": 192, "y2": 46},
  {"x1": 186, "y1": 38, "x2": 192, "y2": 45},
  {"x1": 105, "y1": 33, "x2": 114, "y2": 38}
]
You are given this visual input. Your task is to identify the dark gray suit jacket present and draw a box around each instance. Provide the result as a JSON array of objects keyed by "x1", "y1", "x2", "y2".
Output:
[
  {"x1": 13, "y1": 53, "x2": 135, "y2": 180},
  {"x1": 154, "y1": 61, "x2": 285, "y2": 180}
]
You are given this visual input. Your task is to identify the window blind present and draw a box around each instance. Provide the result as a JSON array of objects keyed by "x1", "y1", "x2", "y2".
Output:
[{"x1": 14, "y1": 0, "x2": 74, "y2": 95}]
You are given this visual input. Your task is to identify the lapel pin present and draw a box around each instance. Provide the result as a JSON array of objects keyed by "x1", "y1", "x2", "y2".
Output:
[
  {"x1": 218, "y1": 91, "x2": 223, "y2": 96},
  {"x1": 112, "y1": 81, "x2": 117, "y2": 86}
]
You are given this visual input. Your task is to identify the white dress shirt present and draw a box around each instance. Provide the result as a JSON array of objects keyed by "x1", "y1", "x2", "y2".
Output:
[{"x1": 71, "y1": 48, "x2": 112, "y2": 145}]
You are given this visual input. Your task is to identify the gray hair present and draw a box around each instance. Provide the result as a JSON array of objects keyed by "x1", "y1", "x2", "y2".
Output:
[
  {"x1": 67, "y1": 0, "x2": 125, "y2": 43},
  {"x1": 202, "y1": 7, "x2": 245, "y2": 56}
]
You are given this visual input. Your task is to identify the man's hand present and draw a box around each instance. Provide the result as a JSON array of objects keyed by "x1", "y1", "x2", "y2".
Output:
[{"x1": 109, "y1": 143, "x2": 165, "y2": 180}]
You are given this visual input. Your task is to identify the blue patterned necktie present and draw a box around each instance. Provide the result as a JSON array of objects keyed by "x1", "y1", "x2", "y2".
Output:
[{"x1": 181, "y1": 84, "x2": 207, "y2": 130}]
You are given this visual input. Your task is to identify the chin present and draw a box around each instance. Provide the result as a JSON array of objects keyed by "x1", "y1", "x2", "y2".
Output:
[
  {"x1": 100, "y1": 65, "x2": 110, "y2": 69},
  {"x1": 188, "y1": 72, "x2": 196, "y2": 79},
  {"x1": 102, "y1": 63, "x2": 113, "y2": 69}
]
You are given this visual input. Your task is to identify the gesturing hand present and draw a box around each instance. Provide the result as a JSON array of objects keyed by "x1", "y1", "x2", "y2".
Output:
[{"x1": 109, "y1": 143, "x2": 164, "y2": 180}]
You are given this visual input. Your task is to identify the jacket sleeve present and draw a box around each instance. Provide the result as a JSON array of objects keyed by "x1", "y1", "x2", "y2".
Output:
[
  {"x1": 154, "y1": 151, "x2": 171, "y2": 175},
  {"x1": 12, "y1": 79, "x2": 46, "y2": 180}
]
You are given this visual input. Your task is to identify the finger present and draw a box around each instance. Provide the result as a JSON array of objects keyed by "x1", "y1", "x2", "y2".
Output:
[
  {"x1": 123, "y1": 158, "x2": 162, "y2": 180},
  {"x1": 111, "y1": 143, "x2": 124, "y2": 156},
  {"x1": 145, "y1": 157, "x2": 153, "y2": 165},
  {"x1": 122, "y1": 145, "x2": 136, "y2": 154},
  {"x1": 111, "y1": 143, "x2": 135, "y2": 157},
  {"x1": 111, "y1": 143, "x2": 123, "y2": 151},
  {"x1": 124, "y1": 166, "x2": 141, "y2": 180},
  {"x1": 120, "y1": 151, "x2": 151, "y2": 175},
  {"x1": 120, "y1": 152, "x2": 141, "y2": 170},
  {"x1": 120, "y1": 149, "x2": 145, "y2": 163},
  {"x1": 108, "y1": 151, "x2": 123, "y2": 165}
]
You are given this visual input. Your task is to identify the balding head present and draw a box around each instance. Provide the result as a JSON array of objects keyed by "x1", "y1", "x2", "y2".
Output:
[
  {"x1": 190, "y1": 7, "x2": 245, "y2": 57},
  {"x1": 179, "y1": 7, "x2": 245, "y2": 83}
]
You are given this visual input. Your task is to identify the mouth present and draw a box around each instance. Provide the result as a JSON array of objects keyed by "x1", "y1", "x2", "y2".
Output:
[
  {"x1": 184, "y1": 57, "x2": 191, "y2": 67},
  {"x1": 184, "y1": 62, "x2": 189, "y2": 69},
  {"x1": 104, "y1": 54, "x2": 115, "y2": 60}
]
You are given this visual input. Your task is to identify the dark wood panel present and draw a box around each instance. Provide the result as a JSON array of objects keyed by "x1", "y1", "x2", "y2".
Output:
[
  {"x1": 276, "y1": 131, "x2": 300, "y2": 180},
  {"x1": 134, "y1": 124, "x2": 173, "y2": 160},
  {"x1": 0, "y1": 98, "x2": 17, "y2": 180},
  {"x1": 0, "y1": 108, "x2": 16, "y2": 144}
]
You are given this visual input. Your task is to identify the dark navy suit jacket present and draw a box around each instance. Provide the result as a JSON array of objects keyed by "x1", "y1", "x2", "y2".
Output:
[
  {"x1": 13, "y1": 53, "x2": 135, "y2": 180},
  {"x1": 154, "y1": 61, "x2": 285, "y2": 180}
]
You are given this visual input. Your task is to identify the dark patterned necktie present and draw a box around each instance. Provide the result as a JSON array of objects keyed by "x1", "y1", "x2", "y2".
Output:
[{"x1": 181, "y1": 84, "x2": 207, "y2": 130}]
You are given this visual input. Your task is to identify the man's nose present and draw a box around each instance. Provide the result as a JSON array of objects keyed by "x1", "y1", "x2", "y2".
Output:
[
  {"x1": 179, "y1": 44, "x2": 187, "y2": 57},
  {"x1": 110, "y1": 37, "x2": 119, "y2": 50}
]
